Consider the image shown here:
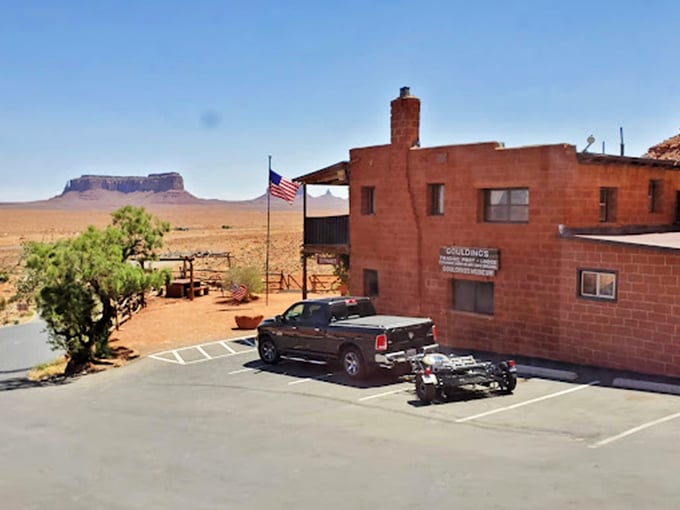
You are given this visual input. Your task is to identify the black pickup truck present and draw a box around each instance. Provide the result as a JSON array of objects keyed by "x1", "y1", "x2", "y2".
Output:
[{"x1": 256, "y1": 296, "x2": 439, "y2": 379}]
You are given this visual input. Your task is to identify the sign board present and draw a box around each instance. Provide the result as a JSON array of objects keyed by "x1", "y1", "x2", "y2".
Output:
[
  {"x1": 317, "y1": 255, "x2": 338, "y2": 265},
  {"x1": 439, "y1": 246, "x2": 499, "y2": 277}
]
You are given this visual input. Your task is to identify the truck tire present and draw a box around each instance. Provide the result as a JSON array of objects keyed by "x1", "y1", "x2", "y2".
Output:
[
  {"x1": 341, "y1": 347, "x2": 368, "y2": 379},
  {"x1": 258, "y1": 337, "x2": 280, "y2": 365},
  {"x1": 415, "y1": 375, "x2": 437, "y2": 403}
]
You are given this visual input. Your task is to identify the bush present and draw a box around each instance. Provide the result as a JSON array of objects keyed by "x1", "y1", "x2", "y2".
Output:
[
  {"x1": 221, "y1": 225, "x2": 231, "y2": 229},
  {"x1": 224, "y1": 266, "x2": 264, "y2": 300},
  {"x1": 0, "y1": 269, "x2": 9, "y2": 283}
]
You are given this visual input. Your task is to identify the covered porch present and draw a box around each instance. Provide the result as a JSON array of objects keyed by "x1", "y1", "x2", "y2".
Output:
[{"x1": 294, "y1": 161, "x2": 350, "y2": 298}]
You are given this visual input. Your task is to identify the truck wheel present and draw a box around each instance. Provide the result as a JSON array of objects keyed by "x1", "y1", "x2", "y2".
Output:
[
  {"x1": 415, "y1": 375, "x2": 437, "y2": 403},
  {"x1": 500, "y1": 372, "x2": 517, "y2": 394},
  {"x1": 341, "y1": 347, "x2": 367, "y2": 379},
  {"x1": 258, "y1": 337, "x2": 280, "y2": 364}
]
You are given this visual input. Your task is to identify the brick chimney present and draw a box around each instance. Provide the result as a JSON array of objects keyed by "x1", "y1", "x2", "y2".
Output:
[{"x1": 390, "y1": 86, "x2": 420, "y2": 148}]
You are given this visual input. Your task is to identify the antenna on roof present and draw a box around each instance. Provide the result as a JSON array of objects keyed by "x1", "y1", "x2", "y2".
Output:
[
  {"x1": 582, "y1": 134, "x2": 595, "y2": 153},
  {"x1": 620, "y1": 127, "x2": 625, "y2": 156}
]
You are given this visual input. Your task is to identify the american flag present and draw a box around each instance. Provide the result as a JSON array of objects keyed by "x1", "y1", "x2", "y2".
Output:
[
  {"x1": 230, "y1": 284, "x2": 248, "y2": 302},
  {"x1": 269, "y1": 170, "x2": 300, "y2": 204}
]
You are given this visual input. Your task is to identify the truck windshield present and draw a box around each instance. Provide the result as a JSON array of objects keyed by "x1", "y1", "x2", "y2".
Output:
[{"x1": 330, "y1": 299, "x2": 376, "y2": 321}]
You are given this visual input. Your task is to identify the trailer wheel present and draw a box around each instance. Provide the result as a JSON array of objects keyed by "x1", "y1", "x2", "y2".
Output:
[
  {"x1": 258, "y1": 337, "x2": 280, "y2": 365},
  {"x1": 415, "y1": 375, "x2": 437, "y2": 403},
  {"x1": 500, "y1": 372, "x2": 517, "y2": 394}
]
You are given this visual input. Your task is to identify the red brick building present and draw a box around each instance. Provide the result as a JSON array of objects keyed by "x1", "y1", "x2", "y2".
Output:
[{"x1": 296, "y1": 88, "x2": 680, "y2": 379}]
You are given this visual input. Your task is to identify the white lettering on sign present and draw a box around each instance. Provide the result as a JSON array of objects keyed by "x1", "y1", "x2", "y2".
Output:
[{"x1": 439, "y1": 246, "x2": 499, "y2": 276}]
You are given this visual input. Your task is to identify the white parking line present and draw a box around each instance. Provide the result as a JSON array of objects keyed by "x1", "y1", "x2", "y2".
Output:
[
  {"x1": 287, "y1": 373, "x2": 334, "y2": 386},
  {"x1": 456, "y1": 381, "x2": 599, "y2": 423},
  {"x1": 228, "y1": 364, "x2": 263, "y2": 375},
  {"x1": 589, "y1": 411, "x2": 680, "y2": 449},
  {"x1": 171, "y1": 350, "x2": 185, "y2": 365},
  {"x1": 358, "y1": 387, "x2": 409, "y2": 401},
  {"x1": 219, "y1": 341, "x2": 237, "y2": 354},
  {"x1": 149, "y1": 336, "x2": 257, "y2": 365},
  {"x1": 180, "y1": 348, "x2": 255, "y2": 365},
  {"x1": 195, "y1": 345, "x2": 212, "y2": 360}
]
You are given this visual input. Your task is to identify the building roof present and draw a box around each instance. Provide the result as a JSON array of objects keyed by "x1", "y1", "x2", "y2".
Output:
[
  {"x1": 576, "y1": 152, "x2": 680, "y2": 168},
  {"x1": 574, "y1": 232, "x2": 680, "y2": 250},
  {"x1": 294, "y1": 161, "x2": 349, "y2": 186}
]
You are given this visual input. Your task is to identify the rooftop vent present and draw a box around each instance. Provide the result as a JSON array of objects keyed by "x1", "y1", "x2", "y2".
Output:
[{"x1": 399, "y1": 86, "x2": 411, "y2": 98}]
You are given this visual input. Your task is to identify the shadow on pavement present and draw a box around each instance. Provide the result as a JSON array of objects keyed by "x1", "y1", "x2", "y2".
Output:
[
  {"x1": 0, "y1": 375, "x2": 72, "y2": 392},
  {"x1": 243, "y1": 358, "x2": 409, "y2": 389}
]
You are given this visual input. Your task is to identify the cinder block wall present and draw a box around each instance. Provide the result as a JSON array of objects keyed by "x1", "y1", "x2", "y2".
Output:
[{"x1": 347, "y1": 89, "x2": 680, "y2": 378}]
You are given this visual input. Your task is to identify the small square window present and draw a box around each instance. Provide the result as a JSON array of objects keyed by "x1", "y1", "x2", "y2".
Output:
[
  {"x1": 578, "y1": 269, "x2": 617, "y2": 301},
  {"x1": 452, "y1": 280, "x2": 494, "y2": 315},
  {"x1": 427, "y1": 183, "x2": 444, "y2": 216},
  {"x1": 361, "y1": 186, "x2": 375, "y2": 215},
  {"x1": 363, "y1": 269, "x2": 379, "y2": 297}
]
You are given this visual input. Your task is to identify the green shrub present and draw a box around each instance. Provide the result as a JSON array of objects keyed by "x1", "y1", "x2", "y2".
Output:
[
  {"x1": 221, "y1": 225, "x2": 231, "y2": 229},
  {"x1": 0, "y1": 269, "x2": 9, "y2": 283},
  {"x1": 224, "y1": 266, "x2": 264, "y2": 300},
  {"x1": 0, "y1": 297, "x2": 6, "y2": 312}
]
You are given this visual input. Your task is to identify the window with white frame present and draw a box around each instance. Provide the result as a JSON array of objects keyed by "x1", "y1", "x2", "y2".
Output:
[
  {"x1": 483, "y1": 188, "x2": 529, "y2": 223},
  {"x1": 578, "y1": 269, "x2": 617, "y2": 301}
]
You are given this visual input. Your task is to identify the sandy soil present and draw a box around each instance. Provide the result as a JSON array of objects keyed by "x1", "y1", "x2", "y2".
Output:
[
  {"x1": 0, "y1": 204, "x2": 342, "y2": 359},
  {"x1": 109, "y1": 290, "x2": 328, "y2": 358}
]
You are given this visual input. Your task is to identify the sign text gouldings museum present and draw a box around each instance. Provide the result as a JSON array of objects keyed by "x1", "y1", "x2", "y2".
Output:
[{"x1": 439, "y1": 246, "x2": 500, "y2": 277}]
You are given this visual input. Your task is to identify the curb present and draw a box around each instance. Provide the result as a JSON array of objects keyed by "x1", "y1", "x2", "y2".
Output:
[
  {"x1": 612, "y1": 377, "x2": 680, "y2": 396},
  {"x1": 516, "y1": 364, "x2": 578, "y2": 381}
]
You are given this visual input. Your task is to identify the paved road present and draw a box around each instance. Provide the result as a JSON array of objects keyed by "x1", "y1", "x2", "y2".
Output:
[
  {"x1": 0, "y1": 317, "x2": 58, "y2": 383},
  {"x1": 2, "y1": 339, "x2": 680, "y2": 509}
]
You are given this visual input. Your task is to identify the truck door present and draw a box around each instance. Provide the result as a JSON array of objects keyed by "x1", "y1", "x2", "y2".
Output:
[
  {"x1": 278, "y1": 302, "x2": 307, "y2": 352},
  {"x1": 295, "y1": 303, "x2": 328, "y2": 355}
]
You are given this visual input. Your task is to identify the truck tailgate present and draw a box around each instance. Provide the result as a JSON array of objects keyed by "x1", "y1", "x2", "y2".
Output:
[{"x1": 332, "y1": 315, "x2": 434, "y2": 350}]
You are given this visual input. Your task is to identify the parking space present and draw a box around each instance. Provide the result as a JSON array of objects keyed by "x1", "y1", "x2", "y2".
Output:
[
  {"x1": 147, "y1": 341, "x2": 680, "y2": 451},
  {"x1": 148, "y1": 336, "x2": 256, "y2": 365}
]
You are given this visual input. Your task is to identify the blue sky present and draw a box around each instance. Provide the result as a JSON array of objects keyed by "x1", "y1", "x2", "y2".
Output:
[{"x1": 2, "y1": 0, "x2": 680, "y2": 202}]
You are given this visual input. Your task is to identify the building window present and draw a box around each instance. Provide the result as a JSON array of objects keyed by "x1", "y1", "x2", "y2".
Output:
[
  {"x1": 578, "y1": 269, "x2": 617, "y2": 301},
  {"x1": 452, "y1": 280, "x2": 494, "y2": 315},
  {"x1": 428, "y1": 183, "x2": 445, "y2": 216},
  {"x1": 361, "y1": 186, "x2": 375, "y2": 215},
  {"x1": 363, "y1": 269, "x2": 379, "y2": 297},
  {"x1": 599, "y1": 187, "x2": 617, "y2": 222},
  {"x1": 649, "y1": 180, "x2": 662, "y2": 213},
  {"x1": 483, "y1": 188, "x2": 529, "y2": 223}
]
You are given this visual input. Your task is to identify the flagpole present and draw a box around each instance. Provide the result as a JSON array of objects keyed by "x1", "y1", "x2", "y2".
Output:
[{"x1": 265, "y1": 155, "x2": 271, "y2": 306}]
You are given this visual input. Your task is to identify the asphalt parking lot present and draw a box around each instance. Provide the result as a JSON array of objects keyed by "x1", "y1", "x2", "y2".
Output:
[{"x1": 2, "y1": 336, "x2": 680, "y2": 509}]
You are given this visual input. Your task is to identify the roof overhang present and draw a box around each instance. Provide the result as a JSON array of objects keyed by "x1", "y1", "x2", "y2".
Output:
[
  {"x1": 576, "y1": 153, "x2": 680, "y2": 168},
  {"x1": 294, "y1": 161, "x2": 349, "y2": 186}
]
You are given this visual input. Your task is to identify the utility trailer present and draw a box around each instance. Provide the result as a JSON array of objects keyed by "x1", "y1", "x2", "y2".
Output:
[{"x1": 409, "y1": 352, "x2": 517, "y2": 403}]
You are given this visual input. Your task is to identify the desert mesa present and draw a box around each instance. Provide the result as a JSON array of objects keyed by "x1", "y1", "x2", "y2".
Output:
[{"x1": 0, "y1": 172, "x2": 348, "y2": 325}]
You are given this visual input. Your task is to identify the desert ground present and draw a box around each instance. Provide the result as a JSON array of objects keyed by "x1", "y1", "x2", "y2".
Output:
[{"x1": 0, "y1": 203, "x2": 341, "y2": 361}]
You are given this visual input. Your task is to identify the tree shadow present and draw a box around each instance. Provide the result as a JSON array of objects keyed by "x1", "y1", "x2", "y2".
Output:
[{"x1": 0, "y1": 375, "x2": 73, "y2": 393}]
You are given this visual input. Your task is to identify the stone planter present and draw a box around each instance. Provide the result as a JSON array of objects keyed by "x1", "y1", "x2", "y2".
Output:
[{"x1": 235, "y1": 315, "x2": 263, "y2": 330}]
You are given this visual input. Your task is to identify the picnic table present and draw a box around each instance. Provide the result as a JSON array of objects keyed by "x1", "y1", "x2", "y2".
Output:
[{"x1": 166, "y1": 278, "x2": 210, "y2": 299}]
